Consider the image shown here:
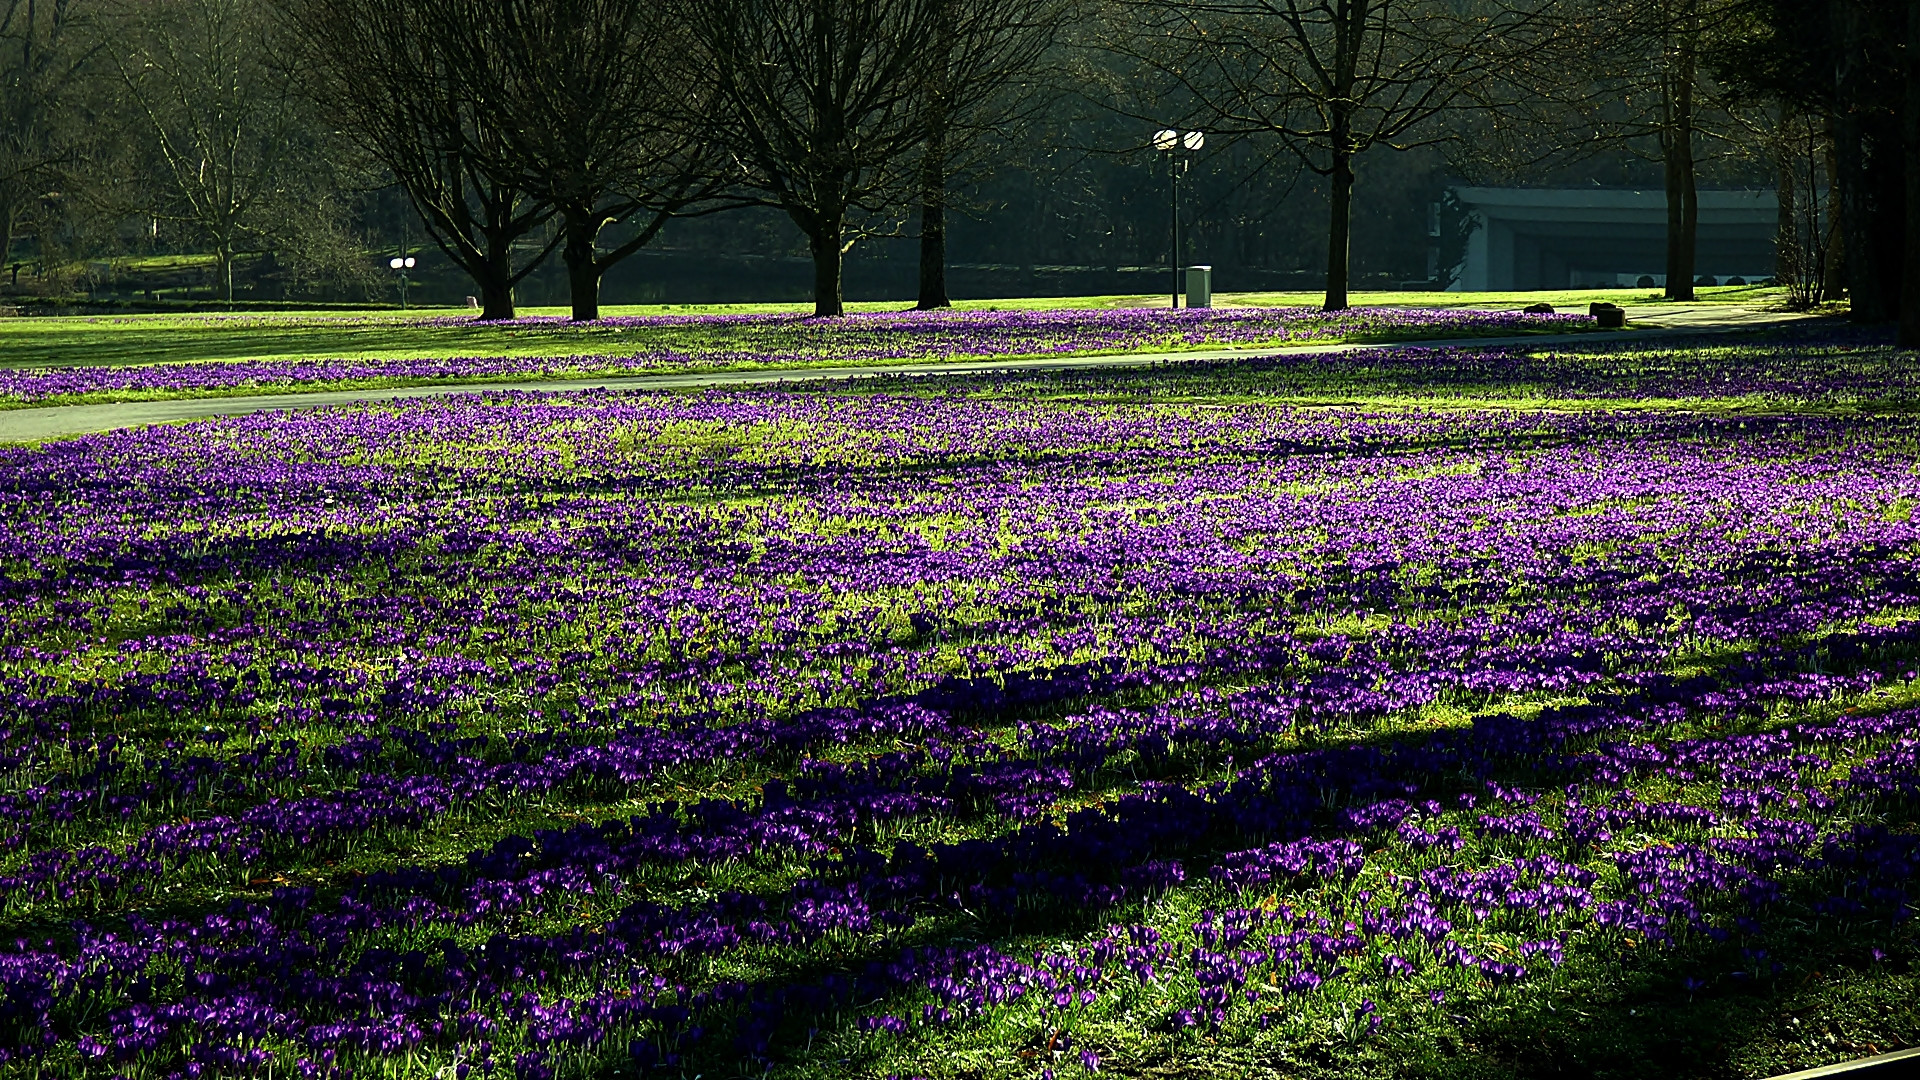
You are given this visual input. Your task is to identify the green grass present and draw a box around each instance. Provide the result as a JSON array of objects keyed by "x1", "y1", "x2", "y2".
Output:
[
  {"x1": 0, "y1": 289, "x2": 1770, "y2": 373},
  {"x1": 111, "y1": 253, "x2": 242, "y2": 274},
  {"x1": 1231, "y1": 284, "x2": 1792, "y2": 310}
]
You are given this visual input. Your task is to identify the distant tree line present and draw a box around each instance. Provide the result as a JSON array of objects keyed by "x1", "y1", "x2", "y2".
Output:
[
  {"x1": 278, "y1": 0, "x2": 1069, "y2": 318},
  {"x1": 0, "y1": 0, "x2": 1914, "y2": 328},
  {"x1": 1712, "y1": 0, "x2": 1920, "y2": 345}
]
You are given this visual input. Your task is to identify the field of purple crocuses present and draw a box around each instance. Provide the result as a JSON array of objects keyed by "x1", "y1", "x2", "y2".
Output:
[{"x1": 2, "y1": 344, "x2": 1919, "y2": 1079}]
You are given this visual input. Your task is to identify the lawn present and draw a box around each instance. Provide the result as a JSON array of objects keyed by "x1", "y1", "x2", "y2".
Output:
[
  {"x1": 0, "y1": 325, "x2": 1915, "y2": 1080},
  {"x1": 0, "y1": 300, "x2": 1619, "y2": 386}
]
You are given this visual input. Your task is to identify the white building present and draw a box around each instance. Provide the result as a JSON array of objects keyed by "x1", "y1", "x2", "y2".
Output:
[{"x1": 1451, "y1": 187, "x2": 1778, "y2": 291}]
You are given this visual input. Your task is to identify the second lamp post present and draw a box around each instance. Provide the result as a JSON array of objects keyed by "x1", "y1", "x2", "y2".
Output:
[
  {"x1": 1153, "y1": 128, "x2": 1203, "y2": 308},
  {"x1": 388, "y1": 254, "x2": 417, "y2": 310}
]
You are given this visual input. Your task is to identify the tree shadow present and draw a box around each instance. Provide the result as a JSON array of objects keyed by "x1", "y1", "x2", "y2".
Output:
[
  {"x1": 4, "y1": 377, "x2": 1918, "y2": 1075},
  {"x1": 11, "y1": 593, "x2": 1911, "y2": 1078}
]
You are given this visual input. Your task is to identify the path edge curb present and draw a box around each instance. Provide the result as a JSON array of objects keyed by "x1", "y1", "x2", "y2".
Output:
[{"x1": 1767, "y1": 1048, "x2": 1920, "y2": 1080}]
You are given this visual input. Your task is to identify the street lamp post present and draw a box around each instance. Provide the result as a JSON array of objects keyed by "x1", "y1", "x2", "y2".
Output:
[
  {"x1": 388, "y1": 254, "x2": 417, "y2": 310},
  {"x1": 1153, "y1": 129, "x2": 1204, "y2": 308}
]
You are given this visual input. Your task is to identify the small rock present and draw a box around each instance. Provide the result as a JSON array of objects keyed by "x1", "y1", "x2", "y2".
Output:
[
  {"x1": 1588, "y1": 302, "x2": 1626, "y2": 328},
  {"x1": 1523, "y1": 302, "x2": 1555, "y2": 314}
]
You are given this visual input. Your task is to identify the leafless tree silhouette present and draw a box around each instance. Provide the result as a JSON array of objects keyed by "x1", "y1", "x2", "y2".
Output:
[
  {"x1": 1109, "y1": 0, "x2": 1554, "y2": 310},
  {"x1": 281, "y1": 0, "x2": 558, "y2": 320}
]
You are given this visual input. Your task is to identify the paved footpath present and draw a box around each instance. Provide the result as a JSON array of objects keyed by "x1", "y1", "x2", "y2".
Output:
[{"x1": 0, "y1": 305, "x2": 1830, "y2": 444}]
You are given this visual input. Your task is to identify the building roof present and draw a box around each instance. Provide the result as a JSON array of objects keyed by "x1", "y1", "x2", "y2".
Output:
[{"x1": 1452, "y1": 187, "x2": 1777, "y2": 224}]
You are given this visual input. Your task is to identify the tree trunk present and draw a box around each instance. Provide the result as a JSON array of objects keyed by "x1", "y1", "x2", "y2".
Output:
[
  {"x1": 916, "y1": 2, "x2": 955, "y2": 312},
  {"x1": 0, "y1": 211, "x2": 14, "y2": 291},
  {"x1": 475, "y1": 211, "x2": 519, "y2": 321},
  {"x1": 809, "y1": 222, "x2": 845, "y2": 318},
  {"x1": 1323, "y1": 145, "x2": 1354, "y2": 313},
  {"x1": 1681, "y1": 148, "x2": 1698, "y2": 289},
  {"x1": 479, "y1": 250, "x2": 516, "y2": 321},
  {"x1": 1833, "y1": 127, "x2": 1881, "y2": 319},
  {"x1": 916, "y1": 136, "x2": 950, "y2": 310},
  {"x1": 917, "y1": 198, "x2": 949, "y2": 311},
  {"x1": 1662, "y1": 156, "x2": 1696, "y2": 300},
  {"x1": 1873, "y1": 111, "x2": 1908, "y2": 316},
  {"x1": 216, "y1": 241, "x2": 236, "y2": 304},
  {"x1": 1825, "y1": 207, "x2": 1849, "y2": 305},
  {"x1": 1904, "y1": 0, "x2": 1920, "y2": 346},
  {"x1": 1774, "y1": 144, "x2": 1797, "y2": 289},
  {"x1": 1662, "y1": 14, "x2": 1697, "y2": 303},
  {"x1": 1834, "y1": 0, "x2": 1885, "y2": 322},
  {"x1": 562, "y1": 207, "x2": 601, "y2": 322},
  {"x1": 1823, "y1": 132, "x2": 1847, "y2": 304}
]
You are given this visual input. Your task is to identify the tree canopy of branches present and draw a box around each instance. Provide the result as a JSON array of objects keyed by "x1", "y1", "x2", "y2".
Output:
[
  {"x1": 110, "y1": 0, "x2": 306, "y2": 302},
  {"x1": 0, "y1": 0, "x2": 93, "y2": 274},
  {"x1": 689, "y1": 0, "x2": 962, "y2": 317},
  {"x1": 909, "y1": 0, "x2": 1072, "y2": 309},
  {"x1": 279, "y1": 0, "x2": 557, "y2": 320},
  {"x1": 1715, "y1": 0, "x2": 1907, "y2": 326},
  {"x1": 1115, "y1": 0, "x2": 1552, "y2": 311},
  {"x1": 425, "y1": 0, "x2": 721, "y2": 321}
]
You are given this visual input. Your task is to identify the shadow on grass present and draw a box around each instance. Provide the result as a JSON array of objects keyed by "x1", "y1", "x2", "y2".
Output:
[
  {"x1": 1406, "y1": 924, "x2": 1920, "y2": 1080},
  {"x1": 571, "y1": 619, "x2": 1920, "y2": 1079}
]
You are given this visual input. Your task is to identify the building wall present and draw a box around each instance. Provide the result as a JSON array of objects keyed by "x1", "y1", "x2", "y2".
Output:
[{"x1": 1450, "y1": 188, "x2": 1777, "y2": 290}]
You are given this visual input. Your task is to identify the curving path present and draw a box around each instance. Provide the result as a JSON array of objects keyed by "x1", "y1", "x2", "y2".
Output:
[{"x1": 0, "y1": 304, "x2": 1832, "y2": 444}]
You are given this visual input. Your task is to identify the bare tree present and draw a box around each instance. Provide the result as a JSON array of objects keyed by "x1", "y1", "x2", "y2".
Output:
[
  {"x1": 1113, "y1": 0, "x2": 1553, "y2": 311},
  {"x1": 1904, "y1": 0, "x2": 1920, "y2": 345},
  {"x1": 1601, "y1": 0, "x2": 1749, "y2": 302},
  {"x1": 1654, "y1": 0, "x2": 1702, "y2": 300},
  {"x1": 1816, "y1": 0, "x2": 1916, "y2": 324},
  {"x1": 689, "y1": 0, "x2": 949, "y2": 317},
  {"x1": 0, "y1": 0, "x2": 95, "y2": 280},
  {"x1": 278, "y1": 0, "x2": 556, "y2": 320},
  {"x1": 1453, "y1": 0, "x2": 1756, "y2": 302},
  {"x1": 1768, "y1": 109, "x2": 1836, "y2": 309},
  {"x1": 110, "y1": 0, "x2": 302, "y2": 303},
  {"x1": 911, "y1": 0, "x2": 1072, "y2": 309},
  {"x1": 1713, "y1": 0, "x2": 1907, "y2": 324},
  {"x1": 1713, "y1": 97, "x2": 1836, "y2": 310},
  {"x1": 427, "y1": 0, "x2": 723, "y2": 321}
]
